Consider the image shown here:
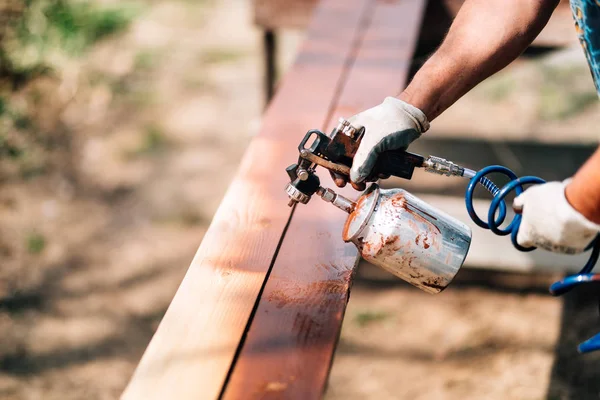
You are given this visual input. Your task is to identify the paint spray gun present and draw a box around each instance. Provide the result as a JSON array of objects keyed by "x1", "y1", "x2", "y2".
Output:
[
  {"x1": 285, "y1": 119, "x2": 600, "y2": 352},
  {"x1": 285, "y1": 118, "x2": 474, "y2": 294}
]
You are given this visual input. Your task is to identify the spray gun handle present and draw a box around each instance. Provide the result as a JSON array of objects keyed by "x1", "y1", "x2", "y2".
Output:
[{"x1": 369, "y1": 150, "x2": 425, "y2": 181}]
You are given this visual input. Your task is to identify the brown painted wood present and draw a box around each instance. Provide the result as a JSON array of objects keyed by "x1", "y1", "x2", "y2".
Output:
[
  {"x1": 222, "y1": 1, "x2": 428, "y2": 399},
  {"x1": 120, "y1": 1, "x2": 374, "y2": 399},
  {"x1": 254, "y1": 0, "x2": 319, "y2": 30},
  {"x1": 254, "y1": 0, "x2": 573, "y2": 46}
]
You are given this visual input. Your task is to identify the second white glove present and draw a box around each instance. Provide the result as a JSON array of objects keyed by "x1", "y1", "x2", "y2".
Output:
[{"x1": 513, "y1": 180, "x2": 600, "y2": 254}]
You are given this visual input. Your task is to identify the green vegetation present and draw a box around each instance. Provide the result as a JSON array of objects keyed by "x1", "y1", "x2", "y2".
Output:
[
  {"x1": 154, "y1": 207, "x2": 210, "y2": 227},
  {"x1": 202, "y1": 48, "x2": 245, "y2": 65},
  {"x1": 539, "y1": 86, "x2": 597, "y2": 121},
  {"x1": 124, "y1": 124, "x2": 169, "y2": 159},
  {"x1": 26, "y1": 232, "x2": 46, "y2": 254},
  {"x1": 134, "y1": 50, "x2": 158, "y2": 73},
  {"x1": 43, "y1": 1, "x2": 135, "y2": 53},
  {"x1": 2, "y1": 0, "x2": 138, "y2": 83},
  {"x1": 354, "y1": 310, "x2": 390, "y2": 327},
  {"x1": 12, "y1": 113, "x2": 32, "y2": 131},
  {"x1": 480, "y1": 74, "x2": 516, "y2": 103},
  {"x1": 177, "y1": 208, "x2": 209, "y2": 226},
  {"x1": 183, "y1": 74, "x2": 212, "y2": 92},
  {"x1": 140, "y1": 124, "x2": 167, "y2": 154},
  {"x1": 537, "y1": 64, "x2": 598, "y2": 120},
  {"x1": 0, "y1": 133, "x2": 23, "y2": 159},
  {"x1": 0, "y1": 0, "x2": 139, "y2": 181}
]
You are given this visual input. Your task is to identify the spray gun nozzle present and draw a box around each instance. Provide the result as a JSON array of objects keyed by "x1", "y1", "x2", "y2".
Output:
[{"x1": 316, "y1": 187, "x2": 356, "y2": 214}]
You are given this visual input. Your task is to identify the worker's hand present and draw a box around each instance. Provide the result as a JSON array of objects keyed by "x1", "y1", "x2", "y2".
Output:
[
  {"x1": 513, "y1": 180, "x2": 600, "y2": 254},
  {"x1": 346, "y1": 97, "x2": 429, "y2": 186}
]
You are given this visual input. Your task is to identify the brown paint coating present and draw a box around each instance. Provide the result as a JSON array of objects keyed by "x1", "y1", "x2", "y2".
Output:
[
  {"x1": 390, "y1": 193, "x2": 439, "y2": 227},
  {"x1": 414, "y1": 232, "x2": 432, "y2": 249},
  {"x1": 325, "y1": 130, "x2": 361, "y2": 164},
  {"x1": 422, "y1": 279, "x2": 445, "y2": 291},
  {"x1": 423, "y1": 236, "x2": 430, "y2": 249},
  {"x1": 223, "y1": 0, "x2": 428, "y2": 399},
  {"x1": 121, "y1": 0, "x2": 375, "y2": 398},
  {"x1": 341, "y1": 187, "x2": 372, "y2": 242},
  {"x1": 384, "y1": 192, "x2": 441, "y2": 248},
  {"x1": 355, "y1": 188, "x2": 452, "y2": 293}
]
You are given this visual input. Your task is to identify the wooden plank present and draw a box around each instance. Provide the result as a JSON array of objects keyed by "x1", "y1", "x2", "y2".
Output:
[
  {"x1": 120, "y1": 1, "x2": 373, "y2": 399},
  {"x1": 253, "y1": 0, "x2": 573, "y2": 47},
  {"x1": 254, "y1": 0, "x2": 318, "y2": 30},
  {"x1": 222, "y1": 1, "x2": 427, "y2": 398}
]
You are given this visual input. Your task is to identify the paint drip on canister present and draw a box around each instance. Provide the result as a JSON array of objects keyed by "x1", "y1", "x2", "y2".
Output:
[{"x1": 323, "y1": 183, "x2": 471, "y2": 294}]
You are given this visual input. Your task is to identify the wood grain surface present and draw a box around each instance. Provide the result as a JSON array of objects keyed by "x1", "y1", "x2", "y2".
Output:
[
  {"x1": 254, "y1": 0, "x2": 319, "y2": 30},
  {"x1": 222, "y1": 1, "x2": 427, "y2": 399},
  {"x1": 253, "y1": 0, "x2": 573, "y2": 46},
  {"x1": 120, "y1": 0, "x2": 374, "y2": 399}
]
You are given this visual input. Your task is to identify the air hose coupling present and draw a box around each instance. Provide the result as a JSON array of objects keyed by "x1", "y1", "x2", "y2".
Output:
[{"x1": 423, "y1": 156, "x2": 465, "y2": 177}]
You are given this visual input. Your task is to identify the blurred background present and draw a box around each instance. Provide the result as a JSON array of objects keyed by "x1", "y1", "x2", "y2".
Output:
[{"x1": 0, "y1": 0, "x2": 599, "y2": 399}]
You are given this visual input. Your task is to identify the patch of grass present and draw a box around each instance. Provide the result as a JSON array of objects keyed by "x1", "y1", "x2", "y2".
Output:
[
  {"x1": 480, "y1": 75, "x2": 516, "y2": 102},
  {"x1": 125, "y1": 124, "x2": 168, "y2": 158},
  {"x1": 107, "y1": 76, "x2": 129, "y2": 96},
  {"x1": 539, "y1": 87, "x2": 597, "y2": 121},
  {"x1": 354, "y1": 310, "x2": 390, "y2": 327},
  {"x1": 183, "y1": 74, "x2": 213, "y2": 91},
  {"x1": 153, "y1": 208, "x2": 210, "y2": 227},
  {"x1": 26, "y1": 232, "x2": 46, "y2": 254},
  {"x1": 540, "y1": 64, "x2": 585, "y2": 85},
  {"x1": 129, "y1": 87, "x2": 158, "y2": 107},
  {"x1": 178, "y1": 209, "x2": 209, "y2": 226},
  {"x1": 134, "y1": 50, "x2": 158, "y2": 72},
  {"x1": 107, "y1": 77, "x2": 158, "y2": 107},
  {"x1": 202, "y1": 48, "x2": 245, "y2": 65},
  {"x1": 12, "y1": 113, "x2": 32, "y2": 131},
  {"x1": 0, "y1": 122, "x2": 25, "y2": 159},
  {"x1": 20, "y1": 162, "x2": 46, "y2": 179},
  {"x1": 4, "y1": 142, "x2": 23, "y2": 159},
  {"x1": 2, "y1": 0, "x2": 139, "y2": 85},
  {"x1": 537, "y1": 63, "x2": 598, "y2": 120},
  {"x1": 142, "y1": 125, "x2": 166, "y2": 152},
  {"x1": 42, "y1": 1, "x2": 138, "y2": 55}
]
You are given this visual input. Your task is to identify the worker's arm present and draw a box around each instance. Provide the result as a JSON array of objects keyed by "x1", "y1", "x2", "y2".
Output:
[
  {"x1": 348, "y1": 0, "x2": 559, "y2": 184},
  {"x1": 394, "y1": 0, "x2": 600, "y2": 253},
  {"x1": 398, "y1": 0, "x2": 559, "y2": 120},
  {"x1": 567, "y1": 147, "x2": 600, "y2": 224}
]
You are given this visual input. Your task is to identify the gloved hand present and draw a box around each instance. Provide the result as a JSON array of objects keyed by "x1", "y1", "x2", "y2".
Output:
[
  {"x1": 344, "y1": 97, "x2": 429, "y2": 186},
  {"x1": 513, "y1": 180, "x2": 600, "y2": 254}
]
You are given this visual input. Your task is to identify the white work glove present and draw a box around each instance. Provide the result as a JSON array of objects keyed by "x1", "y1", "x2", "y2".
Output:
[
  {"x1": 513, "y1": 180, "x2": 600, "y2": 254},
  {"x1": 349, "y1": 97, "x2": 429, "y2": 184}
]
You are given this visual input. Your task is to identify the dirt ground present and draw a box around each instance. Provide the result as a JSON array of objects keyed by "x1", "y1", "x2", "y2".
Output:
[
  {"x1": 1, "y1": 0, "x2": 599, "y2": 399},
  {"x1": 327, "y1": 268, "x2": 562, "y2": 400}
]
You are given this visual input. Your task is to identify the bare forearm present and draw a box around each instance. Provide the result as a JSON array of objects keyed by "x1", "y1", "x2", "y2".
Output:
[
  {"x1": 399, "y1": 0, "x2": 559, "y2": 120},
  {"x1": 566, "y1": 147, "x2": 600, "y2": 224}
]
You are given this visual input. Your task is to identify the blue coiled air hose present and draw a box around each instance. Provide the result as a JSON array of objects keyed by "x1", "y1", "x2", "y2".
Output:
[{"x1": 463, "y1": 165, "x2": 600, "y2": 354}]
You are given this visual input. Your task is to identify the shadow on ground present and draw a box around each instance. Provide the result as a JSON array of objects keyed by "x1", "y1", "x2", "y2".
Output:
[{"x1": 546, "y1": 282, "x2": 600, "y2": 400}]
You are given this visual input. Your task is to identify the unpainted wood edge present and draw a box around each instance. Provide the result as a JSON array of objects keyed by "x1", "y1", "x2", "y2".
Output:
[{"x1": 216, "y1": 204, "x2": 298, "y2": 398}]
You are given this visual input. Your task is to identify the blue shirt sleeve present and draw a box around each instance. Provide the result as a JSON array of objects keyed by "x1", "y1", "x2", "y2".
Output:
[{"x1": 571, "y1": 0, "x2": 600, "y2": 96}]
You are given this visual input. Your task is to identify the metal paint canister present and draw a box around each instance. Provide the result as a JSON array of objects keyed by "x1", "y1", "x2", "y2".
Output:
[{"x1": 342, "y1": 184, "x2": 471, "y2": 294}]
